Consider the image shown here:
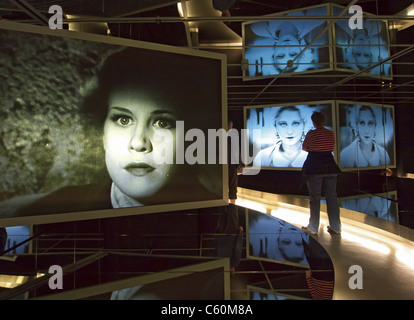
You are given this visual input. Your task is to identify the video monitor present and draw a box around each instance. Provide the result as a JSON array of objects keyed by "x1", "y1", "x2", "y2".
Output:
[
  {"x1": 246, "y1": 210, "x2": 310, "y2": 268},
  {"x1": 340, "y1": 191, "x2": 398, "y2": 224},
  {"x1": 243, "y1": 101, "x2": 336, "y2": 171},
  {"x1": 332, "y1": 4, "x2": 392, "y2": 79},
  {"x1": 242, "y1": 4, "x2": 332, "y2": 80},
  {"x1": 337, "y1": 101, "x2": 395, "y2": 170},
  {"x1": 0, "y1": 21, "x2": 226, "y2": 227}
]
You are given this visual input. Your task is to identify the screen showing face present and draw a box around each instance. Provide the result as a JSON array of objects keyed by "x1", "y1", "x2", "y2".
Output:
[
  {"x1": 247, "y1": 210, "x2": 310, "y2": 267},
  {"x1": 0, "y1": 23, "x2": 224, "y2": 226},
  {"x1": 338, "y1": 103, "x2": 395, "y2": 169},
  {"x1": 245, "y1": 102, "x2": 334, "y2": 169},
  {"x1": 333, "y1": 5, "x2": 391, "y2": 77},
  {"x1": 243, "y1": 5, "x2": 331, "y2": 78}
]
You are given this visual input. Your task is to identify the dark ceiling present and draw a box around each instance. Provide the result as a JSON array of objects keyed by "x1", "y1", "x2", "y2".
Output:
[{"x1": 1, "y1": 0, "x2": 414, "y2": 110}]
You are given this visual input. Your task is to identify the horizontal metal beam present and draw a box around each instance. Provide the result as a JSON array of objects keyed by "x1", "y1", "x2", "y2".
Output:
[{"x1": 56, "y1": 14, "x2": 414, "y2": 24}]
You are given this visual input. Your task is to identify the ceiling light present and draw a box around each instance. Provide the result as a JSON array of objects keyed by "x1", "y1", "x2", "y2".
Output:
[{"x1": 177, "y1": 2, "x2": 184, "y2": 17}]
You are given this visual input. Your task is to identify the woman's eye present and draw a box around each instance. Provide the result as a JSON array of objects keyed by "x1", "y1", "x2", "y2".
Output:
[
  {"x1": 280, "y1": 239, "x2": 291, "y2": 245},
  {"x1": 154, "y1": 119, "x2": 174, "y2": 129},
  {"x1": 277, "y1": 122, "x2": 287, "y2": 128},
  {"x1": 116, "y1": 116, "x2": 132, "y2": 126},
  {"x1": 292, "y1": 121, "x2": 300, "y2": 127}
]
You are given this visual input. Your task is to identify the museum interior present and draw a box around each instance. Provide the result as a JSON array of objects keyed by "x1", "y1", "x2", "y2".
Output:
[{"x1": 1, "y1": 0, "x2": 414, "y2": 301}]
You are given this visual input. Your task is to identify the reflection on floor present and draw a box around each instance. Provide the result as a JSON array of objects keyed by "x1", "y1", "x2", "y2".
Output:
[
  {"x1": 236, "y1": 187, "x2": 414, "y2": 300},
  {"x1": 1, "y1": 187, "x2": 414, "y2": 300}
]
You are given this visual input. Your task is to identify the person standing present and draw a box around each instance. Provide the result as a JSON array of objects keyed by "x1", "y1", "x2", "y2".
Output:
[{"x1": 301, "y1": 112, "x2": 341, "y2": 235}]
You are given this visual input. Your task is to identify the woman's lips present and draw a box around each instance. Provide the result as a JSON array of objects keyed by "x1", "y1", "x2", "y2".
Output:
[{"x1": 125, "y1": 162, "x2": 155, "y2": 176}]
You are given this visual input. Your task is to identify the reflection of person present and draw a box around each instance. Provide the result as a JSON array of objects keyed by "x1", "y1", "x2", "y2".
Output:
[
  {"x1": 302, "y1": 236, "x2": 334, "y2": 300},
  {"x1": 227, "y1": 120, "x2": 241, "y2": 204},
  {"x1": 0, "y1": 227, "x2": 7, "y2": 254},
  {"x1": 10, "y1": 48, "x2": 220, "y2": 217},
  {"x1": 301, "y1": 112, "x2": 341, "y2": 235},
  {"x1": 340, "y1": 105, "x2": 391, "y2": 168},
  {"x1": 215, "y1": 205, "x2": 243, "y2": 276},
  {"x1": 335, "y1": 19, "x2": 390, "y2": 75},
  {"x1": 212, "y1": 0, "x2": 236, "y2": 17},
  {"x1": 245, "y1": 7, "x2": 328, "y2": 76},
  {"x1": 253, "y1": 106, "x2": 308, "y2": 167}
]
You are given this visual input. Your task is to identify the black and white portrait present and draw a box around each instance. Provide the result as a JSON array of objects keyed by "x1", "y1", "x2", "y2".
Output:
[
  {"x1": 245, "y1": 102, "x2": 334, "y2": 169},
  {"x1": 0, "y1": 22, "x2": 225, "y2": 225}
]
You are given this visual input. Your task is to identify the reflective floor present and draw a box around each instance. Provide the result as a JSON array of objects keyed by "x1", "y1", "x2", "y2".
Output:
[
  {"x1": 236, "y1": 188, "x2": 414, "y2": 300},
  {"x1": 1, "y1": 187, "x2": 414, "y2": 300}
]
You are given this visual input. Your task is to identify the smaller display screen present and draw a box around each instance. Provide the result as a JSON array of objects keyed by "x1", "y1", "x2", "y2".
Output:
[{"x1": 338, "y1": 102, "x2": 395, "y2": 170}]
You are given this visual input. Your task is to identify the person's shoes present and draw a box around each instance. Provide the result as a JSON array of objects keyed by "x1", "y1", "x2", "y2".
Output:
[
  {"x1": 301, "y1": 226, "x2": 317, "y2": 235},
  {"x1": 327, "y1": 226, "x2": 341, "y2": 235}
]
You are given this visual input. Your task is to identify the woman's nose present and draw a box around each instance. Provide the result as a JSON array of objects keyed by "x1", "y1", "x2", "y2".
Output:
[{"x1": 129, "y1": 125, "x2": 152, "y2": 153}]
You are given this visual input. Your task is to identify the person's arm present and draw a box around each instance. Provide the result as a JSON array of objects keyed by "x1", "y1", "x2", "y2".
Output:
[{"x1": 302, "y1": 132, "x2": 311, "y2": 152}]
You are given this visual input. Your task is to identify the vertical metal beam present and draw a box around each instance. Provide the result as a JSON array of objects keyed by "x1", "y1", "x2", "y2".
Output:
[{"x1": 179, "y1": 1, "x2": 194, "y2": 48}]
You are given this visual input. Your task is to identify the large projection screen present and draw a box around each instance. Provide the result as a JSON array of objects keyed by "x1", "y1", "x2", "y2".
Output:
[
  {"x1": 242, "y1": 4, "x2": 333, "y2": 80},
  {"x1": 0, "y1": 21, "x2": 227, "y2": 227},
  {"x1": 332, "y1": 4, "x2": 392, "y2": 79},
  {"x1": 336, "y1": 101, "x2": 396, "y2": 171},
  {"x1": 244, "y1": 101, "x2": 336, "y2": 171}
]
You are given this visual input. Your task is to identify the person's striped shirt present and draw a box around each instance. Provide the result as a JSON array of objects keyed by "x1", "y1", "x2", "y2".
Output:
[{"x1": 302, "y1": 127, "x2": 335, "y2": 152}]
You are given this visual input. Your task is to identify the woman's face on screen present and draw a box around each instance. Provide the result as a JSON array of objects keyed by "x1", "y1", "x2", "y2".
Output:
[
  {"x1": 273, "y1": 25, "x2": 301, "y2": 72},
  {"x1": 103, "y1": 87, "x2": 178, "y2": 201},
  {"x1": 352, "y1": 33, "x2": 373, "y2": 69},
  {"x1": 275, "y1": 109, "x2": 304, "y2": 146},
  {"x1": 278, "y1": 226, "x2": 304, "y2": 263},
  {"x1": 357, "y1": 108, "x2": 376, "y2": 145}
]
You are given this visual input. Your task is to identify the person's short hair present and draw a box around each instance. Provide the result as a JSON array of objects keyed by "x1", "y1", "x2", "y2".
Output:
[{"x1": 311, "y1": 111, "x2": 326, "y2": 127}]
